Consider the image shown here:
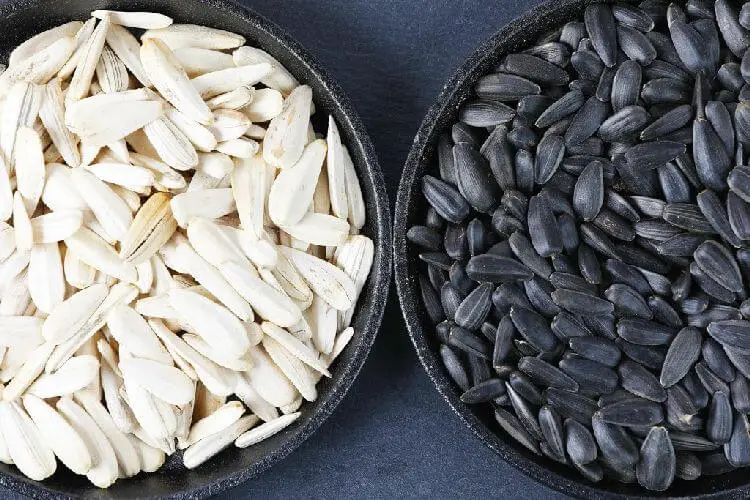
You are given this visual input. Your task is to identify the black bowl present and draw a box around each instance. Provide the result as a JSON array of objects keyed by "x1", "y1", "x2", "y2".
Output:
[
  {"x1": 394, "y1": 0, "x2": 750, "y2": 498},
  {"x1": 0, "y1": 0, "x2": 391, "y2": 497}
]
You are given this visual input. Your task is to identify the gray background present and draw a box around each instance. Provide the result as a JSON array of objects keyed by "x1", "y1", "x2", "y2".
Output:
[{"x1": 226, "y1": 0, "x2": 559, "y2": 498}]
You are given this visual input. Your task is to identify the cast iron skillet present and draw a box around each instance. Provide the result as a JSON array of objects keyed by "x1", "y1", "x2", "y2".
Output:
[
  {"x1": 394, "y1": 0, "x2": 750, "y2": 498},
  {"x1": 0, "y1": 0, "x2": 391, "y2": 497}
]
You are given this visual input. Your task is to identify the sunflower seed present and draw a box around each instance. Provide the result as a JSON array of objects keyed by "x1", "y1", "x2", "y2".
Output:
[
  {"x1": 596, "y1": 398, "x2": 664, "y2": 426},
  {"x1": 660, "y1": 327, "x2": 702, "y2": 387}
]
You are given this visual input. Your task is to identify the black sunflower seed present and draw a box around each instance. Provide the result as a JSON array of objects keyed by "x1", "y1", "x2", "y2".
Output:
[
  {"x1": 636, "y1": 426, "x2": 676, "y2": 492},
  {"x1": 703, "y1": 338, "x2": 737, "y2": 383},
  {"x1": 696, "y1": 190, "x2": 743, "y2": 248},
  {"x1": 454, "y1": 143, "x2": 500, "y2": 213},
  {"x1": 701, "y1": 452, "x2": 735, "y2": 475},
  {"x1": 570, "y1": 49, "x2": 605, "y2": 81},
  {"x1": 565, "y1": 418, "x2": 598, "y2": 465},
  {"x1": 422, "y1": 175, "x2": 470, "y2": 224},
  {"x1": 663, "y1": 202, "x2": 716, "y2": 233},
  {"x1": 630, "y1": 195, "x2": 666, "y2": 218},
  {"x1": 596, "y1": 398, "x2": 664, "y2": 426},
  {"x1": 451, "y1": 122, "x2": 480, "y2": 148},
  {"x1": 582, "y1": 314, "x2": 618, "y2": 341},
  {"x1": 705, "y1": 101, "x2": 734, "y2": 156},
  {"x1": 524, "y1": 42, "x2": 571, "y2": 67},
  {"x1": 728, "y1": 191, "x2": 750, "y2": 240},
  {"x1": 660, "y1": 327, "x2": 702, "y2": 387},
  {"x1": 419, "y1": 274, "x2": 444, "y2": 324},
  {"x1": 460, "y1": 378, "x2": 507, "y2": 404},
  {"x1": 407, "y1": 225, "x2": 443, "y2": 251},
  {"x1": 465, "y1": 254, "x2": 533, "y2": 283},
  {"x1": 578, "y1": 243, "x2": 602, "y2": 284},
  {"x1": 454, "y1": 283, "x2": 493, "y2": 331},
  {"x1": 550, "y1": 272, "x2": 597, "y2": 295},
  {"x1": 693, "y1": 116, "x2": 732, "y2": 192},
  {"x1": 715, "y1": 0, "x2": 750, "y2": 58},
  {"x1": 675, "y1": 453, "x2": 702, "y2": 481},
  {"x1": 707, "y1": 320, "x2": 750, "y2": 354},
  {"x1": 613, "y1": 4, "x2": 654, "y2": 31},
  {"x1": 439, "y1": 345, "x2": 470, "y2": 391},
  {"x1": 612, "y1": 61, "x2": 642, "y2": 113},
  {"x1": 667, "y1": 384, "x2": 699, "y2": 428},
  {"x1": 474, "y1": 73, "x2": 541, "y2": 101},
  {"x1": 617, "y1": 318, "x2": 677, "y2": 345},
  {"x1": 569, "y1": 337, "x2": 621, "y2": 367},
  {"x1": 591, "y1": 415, "x2": 639, "y2": 468},
  {"x1": 599, "y1": 105, "x2": 651, "y2": 141},
  {"x1": 510, "y1": 306, "x2": 558, "y2": 354},
  {"x1": 546, "y1": 388, "x2": 598, "y2": 423},
  {"x1": 519, "y1": 357, "x2": 578, "y2": 391},
  {"x1": 538, "y1": 406, "x2": 566, "y2": 461},
  {"x1": 643, "y1": 60, "x2": 691, "y2": 82},
  {"x1": 619, "y1": 359, "x2": 667, "y2": 402},
  {"x1": 500, "y1": 53, "x2": 570, "y2": 86},
  {"x1": 639, "y1": 104, "x2": 693, "y2": 141},
  {"x1": 641, "y1": 78, "x2": 691, "y2": 105},
  {"x1": 485, "y1": 130, "x2": 516, "y2": 191},
  {"x1": 574, "y1": 461, "x2": 605, "y2": 482},
  {"x1": 559, "y1": 356, "x2": 619, "y2": 395},
  {"x1": 625, "y1": 141, "x2": 686, "y2": 170},
  {"x1": 696, "y1": 361, "x2": 730, "y2": 394},
  {"x1": 507, "y1": 384, "x2": 544, "y2": 440},
  {"x1": 658, "y1": 163, "x2": 692, "y2": 204},
  {"x1": 466, "y1": 218, "x2": 487, "y2": 257},
  {"x1": 535, "y1": 90, "x2": 586, "y2": 129},
  {"x1": 552, "y1": 288, "x2": 614, "y2": 315},
  {"x1": 443, "y1": 224, "x2": 468, "y2": 260},
  {"x1": 604, "y1": 259, "x2": 651, "y2": 295},
  {"x1": 732, "y1": 374, "x2": 750, "y2": 413},
  {"x1": 523, "y1": 277, "x2": 562, "y2": 317},
  {"x1": 639, "y1": 270, "x2": 671, "y2": 297},
  {"x1": 492, "y1": 283, "x2": 532, "y2": 314},
  {"x1": 448, "y1": 325, "x2": 492, "y2": 359},
  {"x1": 440, "y1": 283, "x2": 462, "y2": 320},
  {"x1": 491, "y1": 316, "x2": 514, "y2": 367},
  {"x1": 725, "y1": 413, "x2": 750, "y2": 467},
  {"x1": 534, "y1": 134, "x2": 566, "y2": 185},
  {"x1": 527, "y1": 194, "x2": 563, "y2": 257},
  {"x1": 551, "y1": 312, "x2": 592, "y2": 340},
  {"x1": 509, "y1": 371, "x2": 543, "y2": 406},
  {"x1": 605, "y1": 284, "x2": 652, "y2": 319},
  {"x1": 584, "y1": 3, "x2": 618, "y2": 67},
  {"x1": 565, "y1": 97, "x2": 609, "y2": 146},
  {"x1": 459, "y1": 100, "x2": 515, "y2": 128},
  {"x1": 707, "y1": 390, "x2": 733, "y2": 444},
  {"x1": 494, "y1": 407, "x2": 540, "y2": 455},
  {"x1": 572, "y1": 161, "x2": 604, "y2": 222}
]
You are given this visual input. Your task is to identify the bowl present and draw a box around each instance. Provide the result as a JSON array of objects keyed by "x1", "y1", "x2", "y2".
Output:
[
  {"x1": 0, "y1": 0, "x2": 391, "y2": 497},
  {"x1": 394, "y1": 0, "x2": 750, "y2": 497}
]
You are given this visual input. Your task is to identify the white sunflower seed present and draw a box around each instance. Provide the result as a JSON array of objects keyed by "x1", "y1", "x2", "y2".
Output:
[
  {"x1": 278, "y1": 246, "x2": 355, "y2": 311},
  {"x1": 234, "y1": 412, "x2": 300, "y2": 448},
  {"x1": 27, "y1": 354, "x2": 99, "y2": 398},
  {"x1": 106, "y1": 305, "x2": 172, "y2": 363},
  {"x1": 95, "y1": 46, "x2": 129, "y2": 94},
  {"x1": 172, "y1": 47, "x2": 234, "y2": 76},
  {"x1": 28, "y1": 243, "x2": 65, "y2": 314},
  {"x1": 9, "y1": 21, "x2": 82, "y2": 67},
  {"x1": 73, "y1": 390, "x2": 141, "y2": 478},
  {"x1": 268, "y1": 139, "x2": 327, "y2": 226},
  {"x1": 66, "y1": 19, "x2": 110, "y2": 103},
  {"x1": 92, "y1": 10, "x2": 173, "y2": 30},
  {"x1": 105, "y1": 23, "x2": 150, "y2": 87},
  {"x1": 143, "y1": 24, "x2": 245, "y2": 51},
  {"x1": 192, "y1": 64, "x2": 273, "y2": 99},
  {"x1": 263, "y1": 85, "x2": 313, "y2": 169},
  {"x1": 140, "y1": 38, "x2": 212, "y2": 124},
  {"x1": 0, "y1": 401, "x2": 56, "y2": 480},
  {"x1": 119, "y1": 356, "x2": 194, "y2": 406},
  {"x1": 22, "y1": 394, "x2": 91, "y2": 475},
  {"x1": 244, "y1": 345, "x2": 298, "y2": 407},
  {"x1": 232, "y1": 46, "x2": 298, "y2": 95},
  {"x1": 183, "y1": 414, "x2": 256, "y2": 469},
  {"x1": 56, "y1": 395, "x2": 119, "y2": 488}
]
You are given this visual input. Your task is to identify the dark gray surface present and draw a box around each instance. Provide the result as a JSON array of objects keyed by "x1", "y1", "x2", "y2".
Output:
[{"x1": 226, "y1": 0, "x2": 559, "y2": 498}]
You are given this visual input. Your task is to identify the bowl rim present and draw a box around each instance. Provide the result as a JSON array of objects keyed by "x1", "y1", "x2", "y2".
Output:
[
  {"x1": 393, "y1": 0, "x2": 750, "y2": 498},
  {"x1": 0, "y1": 0, "x2": 392, "y2": 498}
]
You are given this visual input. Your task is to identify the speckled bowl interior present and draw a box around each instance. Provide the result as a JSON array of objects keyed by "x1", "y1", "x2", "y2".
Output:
[
  {"x1": 394, "y1": 0, "x2": 750, "y2": 498},
  {"x1": 0, "y1": 0, "x2": 391, "y2": 497}
]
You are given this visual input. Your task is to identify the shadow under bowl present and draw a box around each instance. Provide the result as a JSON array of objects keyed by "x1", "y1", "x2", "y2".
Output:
[
  {"x1": 394, "y1": 0, "x2": 750, "y2": 498},
  {"x1": 0, "y1": 0, "x2": 392, "y2": 497}
]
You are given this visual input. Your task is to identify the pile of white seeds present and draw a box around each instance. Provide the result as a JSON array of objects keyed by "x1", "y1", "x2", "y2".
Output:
[{"x1": 0, "y1": 9, "x2": 373, "y2": 487}]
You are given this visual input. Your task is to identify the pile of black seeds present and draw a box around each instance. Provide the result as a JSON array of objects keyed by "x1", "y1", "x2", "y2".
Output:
[{"x1": 408, "y1": 0, "x2": 750, "y2": 491}]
